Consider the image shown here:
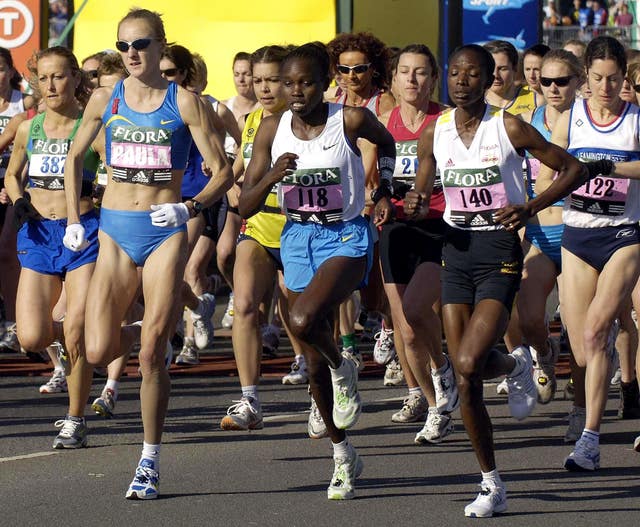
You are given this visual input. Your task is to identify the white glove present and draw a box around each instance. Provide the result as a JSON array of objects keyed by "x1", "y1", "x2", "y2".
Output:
[
  {"x1": 63, "y1": 223, "x2": 89, "y2": 252},
  {"x1": 149, "y1": 203, "x2": 190, "y2": 227}
]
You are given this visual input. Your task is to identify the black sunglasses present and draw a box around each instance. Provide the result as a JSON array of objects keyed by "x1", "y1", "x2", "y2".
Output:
[
  {"x1": 161, "y1": 68, "x2": 179, "y2": 77},
  {"x1": 115, "y1": 38, "x2": 154, "y2": 52},
  {"x1": 632, "y1": 83, "x2": 640, "y2": 93},
  {"x1": 540, "y1": 75, "x2": 574, "y2": 87},
  {"x1": 85, "y1": 69, "x2": 98, "y2": 79},
  {"x1": 336, "y1": 63, "x2": 372, "y2": 75}
]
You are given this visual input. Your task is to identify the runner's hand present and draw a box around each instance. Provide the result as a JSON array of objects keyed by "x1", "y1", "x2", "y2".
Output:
[
  {"x1": 63, "y1": 223, "x2": 90, "y2": 251},
  {"x1": 403, "y1": 190, "x2": 429, "y2": 220},
  {"x1": 493, "y1": 204, "x2": 532, "y2": 232},
  {"x1": 150, "y1": 203, "x2": 190, "y2": 227}
]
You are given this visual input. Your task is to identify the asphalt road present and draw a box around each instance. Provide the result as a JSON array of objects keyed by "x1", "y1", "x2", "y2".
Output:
[{"x1": 1, "y1": 304, "x2": 639, "y2": 526}]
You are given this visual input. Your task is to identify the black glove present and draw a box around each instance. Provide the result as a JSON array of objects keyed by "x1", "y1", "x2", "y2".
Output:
[
  {"x1": 13, "y1": 194, "x2": 41, "y2": 230},
  {"x1": 584, "y1": 159, "x2": 614, "y2": 180}
]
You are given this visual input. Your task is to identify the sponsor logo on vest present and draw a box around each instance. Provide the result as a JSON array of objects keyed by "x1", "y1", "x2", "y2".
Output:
[
  {"x1": 48, "y1": 179, "x2": 64, "y2": 190},
  {"x1": 443, "y1": 165, "x2": 501, "y2": 187},
  {"x1": 396, "y1": 140, "x2": 417, "y2": 156},
  {"x1": 112, "y1": 126, "x2": 170, "y2": 144},
  {"x1": 33, "y1": 139, "x2": 69, "y2": 154},
  {"x1": 470, "y1": 214, "x2": 489, "y2": 226},
  {"x1": 445, "y1": 158, "x2": 454, "y2": 167},
  {"x1": 587, "y1": 202, "x2": 603, "y2": 214},
  {"x1": 575, "y1": 119, "x2": 584, "y2": 127},
  {"x1": 131, "y1": 171, "x2": 150, "y2": 183},
  {"x1": 283, "y1": 168, "x2": 340, "y2": 186}
]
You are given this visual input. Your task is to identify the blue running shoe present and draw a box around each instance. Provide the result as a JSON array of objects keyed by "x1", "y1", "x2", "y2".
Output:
[
  {"x1": 564, "y1": 437, "x2": 600, "y2": 471},
  {"x1": 125, "y1": 459, "x2": 159, "y2": 500}
]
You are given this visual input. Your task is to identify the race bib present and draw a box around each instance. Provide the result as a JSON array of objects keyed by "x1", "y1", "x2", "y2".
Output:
[
  {"x1": 442, "y1": 165, "x2": 507, "y2": 228},
  {"x1": 28, "y1": 138, "x2": 70, "y2": 190},
  {"x1": 281, "y1": 167, "x2": 343, "y2": 224},
  {"x1": 110, "y1": 125, "x2": 172, "y2": 185}
]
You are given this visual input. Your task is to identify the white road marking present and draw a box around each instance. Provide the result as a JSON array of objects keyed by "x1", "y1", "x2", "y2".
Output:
[{"x1": 0, "y1": 451, "x2": 59, "y2": 463}]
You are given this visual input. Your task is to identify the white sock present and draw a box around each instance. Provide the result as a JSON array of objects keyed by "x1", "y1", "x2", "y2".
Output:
[
  {"x1": 409, "y1": 386, "x2": 422, "y2": 397},
  {"x1": 141, "y1": 442, "x2": 161, "y2": 468},
  {"x1": 330, "y1": 357, "x2": 352, "y2": 377},
  {"x1": 295, "y1": 354, "x2": 306, "y2": 366},
  {"x1": 481, "y1": 469, "x2": 503, "y2": 487},
  {"x1": 242, "y1": 385, "x2": 259, "y2": 404},
  {"x1": 105, "y1": 379, "x2": 119, "y2": 400},
  {"x1": 332, "y1": 437, "x2": 350, "y2": 458}
]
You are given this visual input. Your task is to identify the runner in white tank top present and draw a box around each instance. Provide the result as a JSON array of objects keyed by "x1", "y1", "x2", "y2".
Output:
[
  {"x1": 239, "y1": 43, "x2": 396, "y2": 501},
  {"x1": 405, "y1": 44, "x2": 588, "y2": 518}
]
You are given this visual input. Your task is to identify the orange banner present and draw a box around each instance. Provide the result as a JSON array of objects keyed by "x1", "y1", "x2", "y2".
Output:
[{"x1": 0, "y1": 0, "x2": 41, "y2": 77}]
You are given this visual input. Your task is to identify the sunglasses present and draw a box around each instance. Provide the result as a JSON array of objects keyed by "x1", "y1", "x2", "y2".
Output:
[
  {"x1": 161, "y1": 68, "x2": 179, "y2": 77},
  {"x1": 632, "y1": 83, "x2": 640, "y2": 93},
  {"x1": 540, "y1": 75, "x2": 574, "y2": 87},
  {"x1": 85, "y1": 69, "x2": 98, "y2": 79},
  {"x1": 336, "y1": 63, "x2": 372, "y2": 75},
  {"x1": 115, "y1": 38, "x2": 154, "y2": 52}
]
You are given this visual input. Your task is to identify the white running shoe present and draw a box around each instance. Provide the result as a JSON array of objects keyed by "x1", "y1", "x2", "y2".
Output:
[
  {"x1": 431, "y1": 356, "x2": 459, "y2": 414},
  {"x1": 414, "y1": 408, "x2": 454, "y2": 444},
  {"x1": 506, "y1": 346, "x2": 537, "y2": 420},
  {"x1": 564, "y1": 405, "x2": 586, "y2": 443},
  {"x1": 125, "y1": 458, "x2": 159, "y2": 500},
  {"x1": 220, "y1": 397, "x2": 264, "y2": 430},
  {"x1": 464, "y1": 483, "x2": 507, "y2": 518},
  {"x1": 0, "y1": 322, "x2": 20, "y2": 352},
  {"x1": 531, "y1": 339, "x2": 559, "y2": 404},
  {"x1": 564, "y1": 436, "x2": 600, "y2": 471},
  {"x1": 496, "y1": 378, "x2": 509, "y2": 395},
  {"x1": 191, "y1": 293, "x2": 215, "y2": 350},
  {"x1": 327, "y1": 444, "x2": 363, "y2": 500},
  {"x1": 331, "y1": 357, "x2": 361, "y2": 429},
  {"x1": 175, "y1": 337, "x2": 199, "y2": 366},
  {"x1": 391, "y1": 392, "x2": 429, "y2": 423},
  {"x1": 373, "y1": 325, "x2": 395, "y2": 365},
  {"x1": 282, "y1": 356, "x2": 308, "y2": 385},
  {"x1": 308, "y1": 392, "x2": 328, "y2": 439},
  {"x1": 92, "y1": 388, "x2": 116, "y2": 418},
  {"x1": 221, "y1": 294, "x2": 234, "y2": 329},
  {"x1": 384, "y1": 357, "x2": 405, "y2": 386},
  {"x1": 52, "y1": 417, "x2": 87, "y2": 449},
  {"x1": 39, "y1": 370, "x2": 67, "y2": 394},
  {"x1": 261, "y1": 324, "x2": 280, "y2": 358}
]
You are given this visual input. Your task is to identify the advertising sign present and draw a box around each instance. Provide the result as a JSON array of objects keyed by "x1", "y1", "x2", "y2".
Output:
[{"x1": 0, "y1": 0, "x2": 41, "y2": 76}]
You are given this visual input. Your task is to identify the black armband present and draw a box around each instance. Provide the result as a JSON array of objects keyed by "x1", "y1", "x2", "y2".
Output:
[{"x1": 13, "y1": 194, "x2": 41, "y2": 230}]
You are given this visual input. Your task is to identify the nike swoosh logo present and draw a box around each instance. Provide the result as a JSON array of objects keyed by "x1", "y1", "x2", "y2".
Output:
[
  {"x1": 341, "y1": 234, "x2": 354, "y2": 242},
  {"x1": 160, "y1": 119, "x2": 175, "y2": 125},
  {"x1": 323, "y1": 143, "x2": 338, "y2": 150}
]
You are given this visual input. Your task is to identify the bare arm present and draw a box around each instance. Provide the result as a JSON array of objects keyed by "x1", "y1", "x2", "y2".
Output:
[
  {"x1": 238, "y1": 114, "x2": 297, "y2": 218},
  {"x1": 178, "y1": 87, "x2": 233, "y2": 209},
  {"x1": 217, "y1": 101, "x2": 242, "y2": 149},
  {"x1": 0, "y1": 112, "x2": 27, "y2": 155},
  {"x1": 495, "y1": 113, "x2": 586, "y2": 230},
  {"x1": 4, "y1": 120, "x2": 30, "y2": 203},
  {"x1": 404, "y1": 120, "x2": 437, "y2": 220},
  {"x1": 64, "y1": 87, "x2": 111, "y2": 224}
]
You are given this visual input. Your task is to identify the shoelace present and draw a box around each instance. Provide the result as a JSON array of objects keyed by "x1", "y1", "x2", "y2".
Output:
[
  {"x1": 134, "y1": 465, "x2": 159, "y2": 484},
  {"x1": 227, "y1": 399, "x2": 257, "y2": 416},
  {"x1": 54, "y1": 418, "x2": 81, "y2": 437}
]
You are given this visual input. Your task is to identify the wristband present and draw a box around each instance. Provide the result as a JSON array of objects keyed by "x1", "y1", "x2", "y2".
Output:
[
  {"x1": 371, "y1": 179, "x2": 393, "y2": 204},
  {"x1": 378, "y1": 156, "x2": 395, "y2": 184}
]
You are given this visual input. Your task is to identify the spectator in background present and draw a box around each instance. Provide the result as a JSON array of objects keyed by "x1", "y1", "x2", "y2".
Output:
[
  {"x1": 572, "y1": 0, "x2": 594, "y2": 29},
  {"x1": 614, "y1": 2, "x2": 634, "y2": 26},
  {"x1": 591, "y1": 1, "x2": 608, "y2": 26},
  {"x1": 563, "y1": 39, "x2": 588, "y2": 59},
  {"x1": 545, "y1": 1, "x2": 563, "y2": 26}
]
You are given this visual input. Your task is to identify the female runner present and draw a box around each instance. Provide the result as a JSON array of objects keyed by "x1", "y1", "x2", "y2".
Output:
[
  {"x1": 240, "y1": 42, "x2": 396, "y2": 500},
  {"x1": 63, "y1": 8, "x2": 233, "y2": 499}
]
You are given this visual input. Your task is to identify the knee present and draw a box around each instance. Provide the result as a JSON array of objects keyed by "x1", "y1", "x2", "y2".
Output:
[
  {"x1": 233, "y1": 292, "x2": 258, "y2": 320},
  {"x1": 519, "y1": 313, "x2": 545, "y2": 338},
  {"x1": 288, "y1": 308, "x2": 314, "y2": 342},
  {"x1": 452, "y1": 353, "x2": 483, "y2": 382},
  {"x1": 582, "y1": 321, "x2": 612, "y2": 355},
  {"x1": 17, "y1": 330, "x2": 50, "y2": 354}
]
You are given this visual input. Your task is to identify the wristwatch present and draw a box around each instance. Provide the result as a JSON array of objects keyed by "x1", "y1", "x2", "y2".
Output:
[
  {"x1": 370, "y1": 181, "x2": 392, "y2": 204},
  {"x1": 187, "y1": 199, "x2": 204, "y2": 217}
]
